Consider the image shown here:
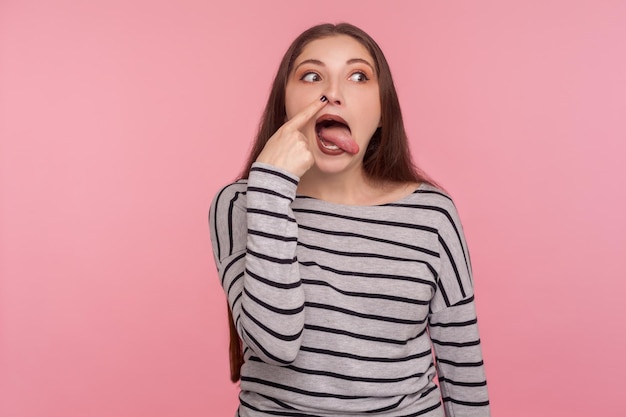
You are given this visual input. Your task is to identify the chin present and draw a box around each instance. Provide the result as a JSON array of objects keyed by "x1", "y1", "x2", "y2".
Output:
[{"x1": 311, "y1": 156, "x2": 361, "y2": 176}]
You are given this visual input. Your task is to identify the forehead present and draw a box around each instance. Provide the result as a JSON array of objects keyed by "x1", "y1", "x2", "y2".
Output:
[{"x1": 295, "y1": 35, "x2": 374, "y2": 65}]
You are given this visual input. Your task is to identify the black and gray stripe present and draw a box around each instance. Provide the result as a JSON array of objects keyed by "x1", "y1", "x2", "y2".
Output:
[{"x1": 209, "y1": 162, "x2": 490, "y2": 416}]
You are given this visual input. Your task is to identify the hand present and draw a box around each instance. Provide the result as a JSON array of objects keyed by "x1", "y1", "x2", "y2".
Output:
[{"x1": 256, "y1": 96, "x2": 328, "y2": 178}]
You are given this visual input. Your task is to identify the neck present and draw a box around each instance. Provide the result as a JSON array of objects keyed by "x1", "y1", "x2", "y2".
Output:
[{"x1": 297, "y1": 166, "x2": 378, "y2": 205}]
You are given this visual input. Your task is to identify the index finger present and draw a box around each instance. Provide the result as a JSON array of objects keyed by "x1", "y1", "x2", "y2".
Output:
[{"x1": 284, "y1": 95, "x2": 328, "y2": 131}]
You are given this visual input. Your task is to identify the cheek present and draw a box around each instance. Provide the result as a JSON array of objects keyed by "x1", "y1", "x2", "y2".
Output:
[
  {"x1": 284, "y1": 83, "x2": 299, "y2": 120},
  {"x1": 352, "y1": 85, "x2": 380, "y2": 112},
  {"x1": 284, "y1": 84, "x2": 315, "y2": 121},
  {"x1": 362, "y1": 92, "x2": 382, "y2": 132},
  {"x1": 285, "y1": 96, "x2": 308, "y2": 121},
  {"x1": 284, "y1": 95, "x2": 296, "y2": 120}
]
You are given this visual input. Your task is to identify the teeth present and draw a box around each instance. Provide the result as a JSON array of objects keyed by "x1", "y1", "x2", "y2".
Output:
[
  {"x1": 319, "y1": 137, "x2": 339, "y2": 150},
  {"x1": 317, "y1": 132, "x2": 340, "y2": 151}
]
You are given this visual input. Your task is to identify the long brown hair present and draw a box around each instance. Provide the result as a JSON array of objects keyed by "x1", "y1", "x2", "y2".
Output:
[{"x1": 228, "y1": 22, "x2": 433, "y2": 383}]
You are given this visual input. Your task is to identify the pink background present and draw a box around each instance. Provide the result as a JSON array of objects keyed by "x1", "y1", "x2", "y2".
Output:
[{"x1": 2, "y1": 1, "x2": 625, "y2": 416}]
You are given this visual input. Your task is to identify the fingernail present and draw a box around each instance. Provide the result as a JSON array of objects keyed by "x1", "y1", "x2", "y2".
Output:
[{"x1": 320, "y1": 95, "x2": 328, "y2": 102}]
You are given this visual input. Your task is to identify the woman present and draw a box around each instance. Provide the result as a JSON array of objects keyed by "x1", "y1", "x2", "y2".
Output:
[{"x1": 210, "y1": 23, "x2": 490, "y2": 417}]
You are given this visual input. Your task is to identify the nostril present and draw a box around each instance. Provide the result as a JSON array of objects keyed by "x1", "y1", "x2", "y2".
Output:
[{"x1": 324, "y1": 93, "x2": 342, "y2": 105}]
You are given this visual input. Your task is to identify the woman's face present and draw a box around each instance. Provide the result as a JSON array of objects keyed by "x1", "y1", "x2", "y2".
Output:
[{"x1": 285, "y1": 35, "x2": 381, "y2": 175}]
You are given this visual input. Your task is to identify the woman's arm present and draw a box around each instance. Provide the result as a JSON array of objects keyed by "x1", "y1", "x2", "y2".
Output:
[
  {"x1": 210, "y1": 163, "x2": 305, "y2": 365},
  {"x1": 428, "y1": 199, "x2": 491, "y2": 416}
]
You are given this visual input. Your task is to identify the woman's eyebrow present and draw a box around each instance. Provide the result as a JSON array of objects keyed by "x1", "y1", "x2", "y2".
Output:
[
  {"x1": 346, "y1": 58, "x2": 375, "y2": 72},
  {"x1": 294, "y1": 58, "x2": 375, "y2": 73},
  {"x1": 294, "y1": 59, "x2": 325, "y2": 71}
]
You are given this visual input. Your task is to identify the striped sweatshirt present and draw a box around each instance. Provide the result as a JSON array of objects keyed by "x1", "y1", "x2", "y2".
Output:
[{"x1": 209, "y1": 163, "x2": 490, "y2": 417}]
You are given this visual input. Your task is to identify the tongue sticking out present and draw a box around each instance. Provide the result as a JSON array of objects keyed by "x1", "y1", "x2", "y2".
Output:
[{"x1": 317, "y1": 124, "x2": 360, "y2": 154}]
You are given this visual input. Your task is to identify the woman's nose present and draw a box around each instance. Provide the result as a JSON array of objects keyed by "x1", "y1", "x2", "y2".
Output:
[
  {"x1": 326, "y1": 95, "x2": 342, "y2": 105},
  {"x1": 324, "y1": 80, "x2": 344, "y2": 106}
]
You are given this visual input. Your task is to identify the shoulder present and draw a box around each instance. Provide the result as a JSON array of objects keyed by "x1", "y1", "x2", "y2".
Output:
[
  {"x1": 209, "y1": 180, "x2": 249, "y2": 249},
  {"x1": 210, "y1": 179, "x2": 248, "y2": 217},
  {"x1": 397, "y1": 183, "x2": 465, "y2": 234},
  {"x1": 213, "y1": 179, "x2": 248, "y2": 202},
  {"x1": 412, "y1": 185, "x2": 472, "y2": 264},
  {"x1": 410, "y1": 183, "x2": 454, "y2": 204},
  {"x1": 209, "y1": 180, "x2": 250, "y2": 263}
]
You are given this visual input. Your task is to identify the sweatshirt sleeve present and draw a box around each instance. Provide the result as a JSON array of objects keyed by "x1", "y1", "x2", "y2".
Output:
[
  {"x1": 209, "y1": 162, "x2": 305, "y2": 365},
  {"x1": 428, "y1": 199, "x2": 491, "y2": 416}
]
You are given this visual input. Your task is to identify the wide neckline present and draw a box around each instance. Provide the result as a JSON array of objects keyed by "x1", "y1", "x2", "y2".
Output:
[{"x1": 294, "y1": 182, "x2": 429, "y2": 209}]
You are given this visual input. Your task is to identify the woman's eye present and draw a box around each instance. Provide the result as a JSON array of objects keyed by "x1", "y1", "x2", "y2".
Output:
[
  {"x1": 349, "y1": 72, "x2": 369, "y2": 82},
  {"x1": 300, "y1": 72, "x2": 321, "y2": 82}
]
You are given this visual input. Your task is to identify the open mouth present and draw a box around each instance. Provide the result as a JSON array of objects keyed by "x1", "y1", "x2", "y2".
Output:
[{"x1": 314, "y1": 115, "x2": 359, "y2": 154}]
